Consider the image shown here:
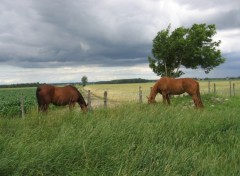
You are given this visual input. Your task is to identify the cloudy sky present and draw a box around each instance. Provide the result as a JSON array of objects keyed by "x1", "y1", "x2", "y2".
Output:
[{"x1": 0, "y1": 0, "x2": 239, "y2": 84}]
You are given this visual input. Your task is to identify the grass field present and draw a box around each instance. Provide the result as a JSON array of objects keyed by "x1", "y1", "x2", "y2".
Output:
[
  {"x1": 0, "y1": 80, "x2": 240, "y2": 175},
  {"x1": 0, "y1": 95, "x2": 240, "y2": 175}
]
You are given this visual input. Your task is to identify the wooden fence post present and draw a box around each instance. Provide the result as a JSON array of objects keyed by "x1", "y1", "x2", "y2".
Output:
[
  {"x1": 104, "y1": 91, "x2": 107, "y2": 108},
  {"x1": 87, "y1": 90, "x2": 92, "y2": 110},
  {"x1": 208, "y1": 80, "x2": 210, "y2": 94},
  {"x1": 233, "y1": 83, "x2": 235, "y2": 96},
  {"x1": 213, "y1": 83, "x2": 216, "y2": 95},
  {"x1": 139, "y1": 86, "x2": 142, "y2": 103},
  {"x1": 20, "y1": 95, "x2": 25, "y2": 118}
]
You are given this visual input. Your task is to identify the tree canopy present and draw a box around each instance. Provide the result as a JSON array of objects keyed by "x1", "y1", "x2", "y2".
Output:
[
  {"x1": 148, "y1": 24, "x2": 226, "y2": 77},
  {"x1": 81, "y1": 76, "x2": 88, "y2": 87}
]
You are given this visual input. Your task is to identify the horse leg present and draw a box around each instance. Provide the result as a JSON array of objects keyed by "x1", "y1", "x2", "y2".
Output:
[
  {"x1": 197, "y1": 96, "x2": 204, "y2": 108},
  {"x1": 39, "y1": 105, "x2": 45, "y2": 113},
  {"x1": 197, "y1": 92, "x2": 204, "y2": 108},
  {"x1": 162, "y1": 92, "x2": 168, "y2": 104},
  {"x1": 38, "y1": 105, "x2": 41, "y2": 113},
  {"x1": 38, "y1": 105, "x2": 46, "y2": 113},
  {"x1": 43, "y1": 104, "x2": 49, "y2": 113},
  {"x1": 69, "y1": 103, "x2": 75, "y2": 111},
  {"x1": 191, "y1": 94, "x2": 200, "y2": 108},
  {"x1": 166, "y1": 94, "x2": 171, "y2": 105}
]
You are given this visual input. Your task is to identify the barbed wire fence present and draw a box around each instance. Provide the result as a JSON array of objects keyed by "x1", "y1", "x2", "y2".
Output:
[
  {"x1": 83, "y1": 80, "x2": 239, "y2": 109},
  {"x1": 2, "y1": 80, "x2": 238, "y2": 118}
]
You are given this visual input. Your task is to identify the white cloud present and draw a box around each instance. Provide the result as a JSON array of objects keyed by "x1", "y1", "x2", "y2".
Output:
[
  {"x1": 0, "y1": 63, "x2": 159, "y2": 84},
  {"x1": 216, "y1": 29, "x2": 240, "y2": 53}
]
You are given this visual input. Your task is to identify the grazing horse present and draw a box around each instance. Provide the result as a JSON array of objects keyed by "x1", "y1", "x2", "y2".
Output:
[
  {"x1": 147, "y1": 77, "x2": 204, "y2": 108},
  {"x1": 36, "y1": 84, "x2": 88, "y2": 113}
]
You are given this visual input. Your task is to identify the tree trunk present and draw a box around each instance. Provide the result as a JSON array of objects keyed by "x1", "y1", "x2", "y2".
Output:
[
  {"x1": 176, "y1": 58, "x2": 182, "y2": 76},
  {"x1": 165, "y1": 62, "x2": 168, "y2": 77}
]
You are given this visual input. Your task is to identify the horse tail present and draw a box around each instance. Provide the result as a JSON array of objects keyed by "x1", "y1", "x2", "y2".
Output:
[
  {"x1": 36, "y1": 86, "x2": 40, "y2": 104},
  {"x1": 196, "y1": 82, "x2": 204, "y2": 108},
  {"x1": 36, "y1": 85, "x2": 42, "y2": 112}
]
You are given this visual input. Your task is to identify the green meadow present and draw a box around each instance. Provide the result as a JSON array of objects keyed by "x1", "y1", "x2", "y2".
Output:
[{"x1": 0, "y1": 81, "x2": 240, "y2": 175}]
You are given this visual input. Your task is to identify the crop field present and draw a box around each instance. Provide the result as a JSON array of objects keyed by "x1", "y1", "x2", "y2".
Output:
[{"x1": 0, "y1": 87, "x2": 36, "y2": 117}]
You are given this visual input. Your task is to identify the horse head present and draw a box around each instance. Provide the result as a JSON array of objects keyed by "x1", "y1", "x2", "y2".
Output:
[
  {"x1": 80, "y1": 103, "x2": 88, "y2": 113},
  {"x1": 147, "y1": 96, "x2": 156, "y2": 104}
]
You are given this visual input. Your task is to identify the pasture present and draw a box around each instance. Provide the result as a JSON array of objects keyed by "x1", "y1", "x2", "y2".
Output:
[
  {"x1": 0, "y1": 80, "x2": 240, "y2": 175},
  {"x1": 0, "y1": 96, "x2": 240, "y2": 175}
]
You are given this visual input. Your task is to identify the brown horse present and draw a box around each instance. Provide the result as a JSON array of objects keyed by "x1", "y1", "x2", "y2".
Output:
[
  {"x1": 36, "y1": 84, "x2": 88, "y2": 113},
  {"x1": 147, "y1": 77, "x2": 203, "y2": 108}
]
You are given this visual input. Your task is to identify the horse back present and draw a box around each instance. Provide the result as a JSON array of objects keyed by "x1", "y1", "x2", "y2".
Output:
[
  {"x1": 156, "y1": 77, "x2": 183, "y2": 94},
  {"x1": 157, "y1": 77, "x2": 199, "y2": 95},
  {"x1": 50, "y1": 85, "x2": 78, "y2": 104},
  {"x1": 181, "y1": 78, "x2": 199, "y2": 87}
]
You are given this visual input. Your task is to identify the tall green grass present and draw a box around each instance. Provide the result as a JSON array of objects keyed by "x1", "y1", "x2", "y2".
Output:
[{"x1": 0, "y1": 95, "x2": 240, "y2": 175}]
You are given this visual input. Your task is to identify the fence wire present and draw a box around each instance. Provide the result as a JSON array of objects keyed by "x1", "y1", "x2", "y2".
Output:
[{"x1": 83, "y1": 80, "x2": 239, "y2": 108}]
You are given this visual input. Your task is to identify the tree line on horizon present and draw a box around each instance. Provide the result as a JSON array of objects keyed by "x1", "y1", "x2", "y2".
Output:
[{"x1": 1, "y1": 77, "x2": 240, "y2": 88}]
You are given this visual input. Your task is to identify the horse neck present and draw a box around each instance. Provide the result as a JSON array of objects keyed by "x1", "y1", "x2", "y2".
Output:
[{"x1": 150, "y1": 86, "x2": 158, "y2": 100}]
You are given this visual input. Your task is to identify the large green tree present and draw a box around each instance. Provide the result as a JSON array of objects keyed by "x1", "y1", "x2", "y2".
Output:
[{"x1": 148, "y1": 24, "x2": 226, "y2": 77}]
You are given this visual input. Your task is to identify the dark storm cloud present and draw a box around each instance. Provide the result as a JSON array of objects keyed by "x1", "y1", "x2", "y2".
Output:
[
  {"x1": 221, "y1": 52, "x2": 240, "y2": 70},
  {"x1": 0, "y1": 0, "x2": 239, "y2": 70},
  {"x1": 182, "y1": 8, "x2": 240, "y2": 30},
  {"x1": 0, "y1": 0, "x2": 155, "y2": 68},
  {"x1": 176, "y1": 0, "x2": 239, "y2": 10},
  {"x1": 177, "y1": 0, "x2": 240, "y2": 30},
  {"x1": 211, "y1": 9, "x2": 240, "y2": 30}
]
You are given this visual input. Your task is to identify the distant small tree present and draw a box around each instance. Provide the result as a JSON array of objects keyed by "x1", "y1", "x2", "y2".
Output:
[{"x1": 81, "y1": 76, "x2": 88, "y2": 87}]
